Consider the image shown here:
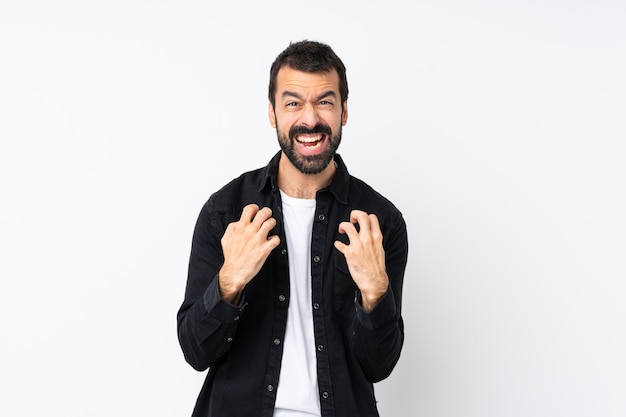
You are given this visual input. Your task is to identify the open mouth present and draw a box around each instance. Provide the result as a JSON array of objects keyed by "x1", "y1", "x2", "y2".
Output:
[
  {"x1": 288, "y1": 123, "x2": 332, "y2": 156},
  {"x1": 295, "y1": 133, "x2": 325, "y2": 147}
]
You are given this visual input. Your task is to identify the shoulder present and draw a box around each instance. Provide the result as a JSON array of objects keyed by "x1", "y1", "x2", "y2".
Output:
[
  {"x1": 348, "y1": 175, "x2": 403, "y2": 218},
  {"x1": 204, "y1": 166, "x2": 267, "y2": 214},
  {"x1": 345, "y1": 176, "x2": 408, "y2": 257},
  {"x1": 203, "y1": 151, "x2": 280, "y2": 213},
  {"x1": 333, "y1": 154, "x2": 403, "y2": 219},
  {"x1": 192, "y1": 166, "x2": 269, "y2": 234}
]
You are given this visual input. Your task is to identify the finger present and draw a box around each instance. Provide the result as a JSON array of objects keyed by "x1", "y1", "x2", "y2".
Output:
[
  {"x1": 251, "y1": 206, "x2": 273, "y2": 228},
  {"x1": 265, "y1": 234, "x2": 281, "y2": 249},
  {"x1": 334, "y1": 240, "x2": 347, "y2": 253},
  {"x1": 338, "y1": 221, "x2": 360, "y2": 244},
  {"x1": 259, "y1": 215, "x2": 277, "y2": 235},
  {"x1": 240, "y1": 204, "x2": 260, "y2": 222},
  {"x1": 349, "y1": 210, "x2": 371, "y2": 233},
  {"x1": 367, "y1": 213, "x2": 382, "y2": 237}
]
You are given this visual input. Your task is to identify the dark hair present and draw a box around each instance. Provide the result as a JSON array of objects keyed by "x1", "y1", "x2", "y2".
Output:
[{"x1": 268, "y1": 40, "x2": 349, "y2": 108}]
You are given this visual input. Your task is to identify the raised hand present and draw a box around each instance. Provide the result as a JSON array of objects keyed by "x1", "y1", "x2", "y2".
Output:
[
  {"x1": 219, "y1": 204, "x2": 281, "y2": 304},
  {"x1": 334, "y1": 210, "x2": 389, "y2": 312}
]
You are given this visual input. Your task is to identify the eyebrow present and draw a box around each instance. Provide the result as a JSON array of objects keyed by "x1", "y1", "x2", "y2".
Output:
[{"x1": 281, "y1": 90, "x2": 338, "y2": 102}]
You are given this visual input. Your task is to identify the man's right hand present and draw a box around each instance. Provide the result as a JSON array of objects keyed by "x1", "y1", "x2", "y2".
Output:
[{"x1": 218, "y1": 204, "x2": 280, "y2": 304}]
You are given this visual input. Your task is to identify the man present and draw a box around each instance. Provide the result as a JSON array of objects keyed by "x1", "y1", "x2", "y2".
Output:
[{"x1": 177, "y1": 40, "x2": 408, "y2": 417}]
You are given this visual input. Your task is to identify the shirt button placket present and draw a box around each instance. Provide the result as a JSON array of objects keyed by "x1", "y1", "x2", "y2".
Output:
[{"x1": 313, "y1": 213, "x2": 330, "y2": 400}]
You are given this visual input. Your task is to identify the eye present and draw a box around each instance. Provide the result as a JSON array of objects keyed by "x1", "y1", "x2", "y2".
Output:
[{"x1": 319, "y1": 100, "x2": 333, "y2": 106}]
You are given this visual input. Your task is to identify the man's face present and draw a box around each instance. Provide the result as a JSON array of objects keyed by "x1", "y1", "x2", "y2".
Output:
[{"x1": 269, "y1": 66, "x2": 348, "y2": 175}]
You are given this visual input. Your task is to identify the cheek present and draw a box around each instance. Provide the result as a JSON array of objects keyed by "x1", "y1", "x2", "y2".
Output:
[
  {"x1": 328, "y1": 115, "x2": 344, "y2": 130},
  {"x1": 275, "y1": 114, "x2": 296, "y2": 132}
]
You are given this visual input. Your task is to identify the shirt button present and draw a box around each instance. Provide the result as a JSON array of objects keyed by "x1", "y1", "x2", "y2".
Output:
[
  {"x1": 322, "y1": 391, "x2": 329, "y2": 399},
  {"x1": 278, "y1": 294, "x2": 286, "y2": 302},
  {"x1": 318, "y1": 214, "x2": 326, "y2": 221},
  {"x1": 226, "y1": 337, "x2": 233, "y2": 342},
  {"x1": 281, "y1": 248, "x2": 287, "y2": 255},
  {"x1": 233, "y1": 316, "x2": 240, "y2": 321},
  {"x1": 267, "y1": 384, "x2": 274, "y2": 392},
  {"x1": 313, "y1": 303, "x2": 320, "y2": 310},
  {"x1": 273, "y1": 338, "x2": 281, "y2": 345},
  {"x1": 313, "y1": 255, "x2": 321, "y2": 263},
  {"x1": 317, "y1": 344, "x2": 324, "y2": 351}
]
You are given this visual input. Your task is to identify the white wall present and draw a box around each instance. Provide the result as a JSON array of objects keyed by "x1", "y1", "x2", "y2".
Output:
[{"x1": 1, "y1": 1, "x2": 624, "y2": 416}]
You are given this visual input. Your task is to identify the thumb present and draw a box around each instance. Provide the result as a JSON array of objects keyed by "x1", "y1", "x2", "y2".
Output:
[{"x1": 334, "y1": 240, "x2": 347, "y2": 253}]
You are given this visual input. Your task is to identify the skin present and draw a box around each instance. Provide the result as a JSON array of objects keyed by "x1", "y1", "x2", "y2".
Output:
[
  {"x1": 271, "y1": 66, "x2": 346, "y2": 198},
  {"x1": 218, "y1": 66, "x2": 389, "y2": 312}
]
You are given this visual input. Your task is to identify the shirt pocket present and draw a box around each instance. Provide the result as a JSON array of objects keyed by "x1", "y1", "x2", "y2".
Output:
[{"x1": 332, "y1": 249, "x2": 358, "y2": 316}]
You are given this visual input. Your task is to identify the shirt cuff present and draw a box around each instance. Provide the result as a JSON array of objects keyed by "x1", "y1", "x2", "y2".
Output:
[
  {"x1": 355, "y1": 287, "x2": 397, "y2": 330},
  {"x1": 203, "y1": 274, "x2": 247, "y2": 323}
]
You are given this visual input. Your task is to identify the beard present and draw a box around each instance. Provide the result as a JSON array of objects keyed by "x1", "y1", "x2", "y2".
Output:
[{"x1": 277, "y1": 122, "x2": 342, "y2": 175}]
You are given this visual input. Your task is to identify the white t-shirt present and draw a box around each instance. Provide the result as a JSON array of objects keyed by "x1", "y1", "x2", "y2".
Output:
[{"x1": 273, "y1": 191, "x2": 321, "y2": 417}]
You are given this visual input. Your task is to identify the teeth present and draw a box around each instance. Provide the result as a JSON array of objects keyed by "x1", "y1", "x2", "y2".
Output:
[{"x1": 296, "y1": 134, "x2": 323, "y2": 143}]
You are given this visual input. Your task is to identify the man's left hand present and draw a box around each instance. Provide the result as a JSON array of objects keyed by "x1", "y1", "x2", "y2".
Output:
[{"x1": 334, "y1": 210, "x2": 389, "y2": 312}]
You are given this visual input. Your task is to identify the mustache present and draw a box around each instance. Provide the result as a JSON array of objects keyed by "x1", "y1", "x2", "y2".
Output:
[{"x1": 289, "y1": 123, "x2": 332, "y2": 138}]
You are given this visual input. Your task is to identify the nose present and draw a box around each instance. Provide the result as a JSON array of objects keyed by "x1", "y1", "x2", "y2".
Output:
[{"x1": 299, "y1": 103, "x2": 320, "y2": 128}]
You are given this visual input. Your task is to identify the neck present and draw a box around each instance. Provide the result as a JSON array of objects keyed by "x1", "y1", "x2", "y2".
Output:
[{"x1": 277, "y1": 154, "x2": 336, "y2": 199}]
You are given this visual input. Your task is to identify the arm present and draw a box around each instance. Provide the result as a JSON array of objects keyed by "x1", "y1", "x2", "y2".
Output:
[
  {"x1": 177, "y1": 202, "x2": 279, "y2": 371},
  {"x1": 335, "y1": 210, "x2": 408, "y2": 382}
]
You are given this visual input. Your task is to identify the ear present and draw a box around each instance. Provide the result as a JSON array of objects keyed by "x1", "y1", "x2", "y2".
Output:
[
  {"x1": 341, "y1": 101, "x2": 348, "y2": 126},
  {"x1": 268, "y1": 102, "x2": 277, "y2": 128}
]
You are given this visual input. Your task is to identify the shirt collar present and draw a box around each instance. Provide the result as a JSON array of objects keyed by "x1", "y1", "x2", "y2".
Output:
[{"x1": 258, "y1": 151, "x2": 350, "y2": 205}]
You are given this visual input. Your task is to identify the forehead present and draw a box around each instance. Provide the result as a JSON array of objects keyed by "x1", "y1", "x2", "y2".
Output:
[{"x1": 275, "y1": 66, "x2": 340, "y2": 96}]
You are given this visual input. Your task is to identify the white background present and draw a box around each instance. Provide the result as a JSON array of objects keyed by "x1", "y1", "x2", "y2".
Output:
[{"x1": 1, "y1": 1, "x2": 625, "y2": 416}]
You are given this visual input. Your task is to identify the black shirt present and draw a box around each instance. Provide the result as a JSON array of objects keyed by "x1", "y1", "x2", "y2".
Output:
[{"x1": 177, "y1": 151, "x2": 408, "y2": 417}]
